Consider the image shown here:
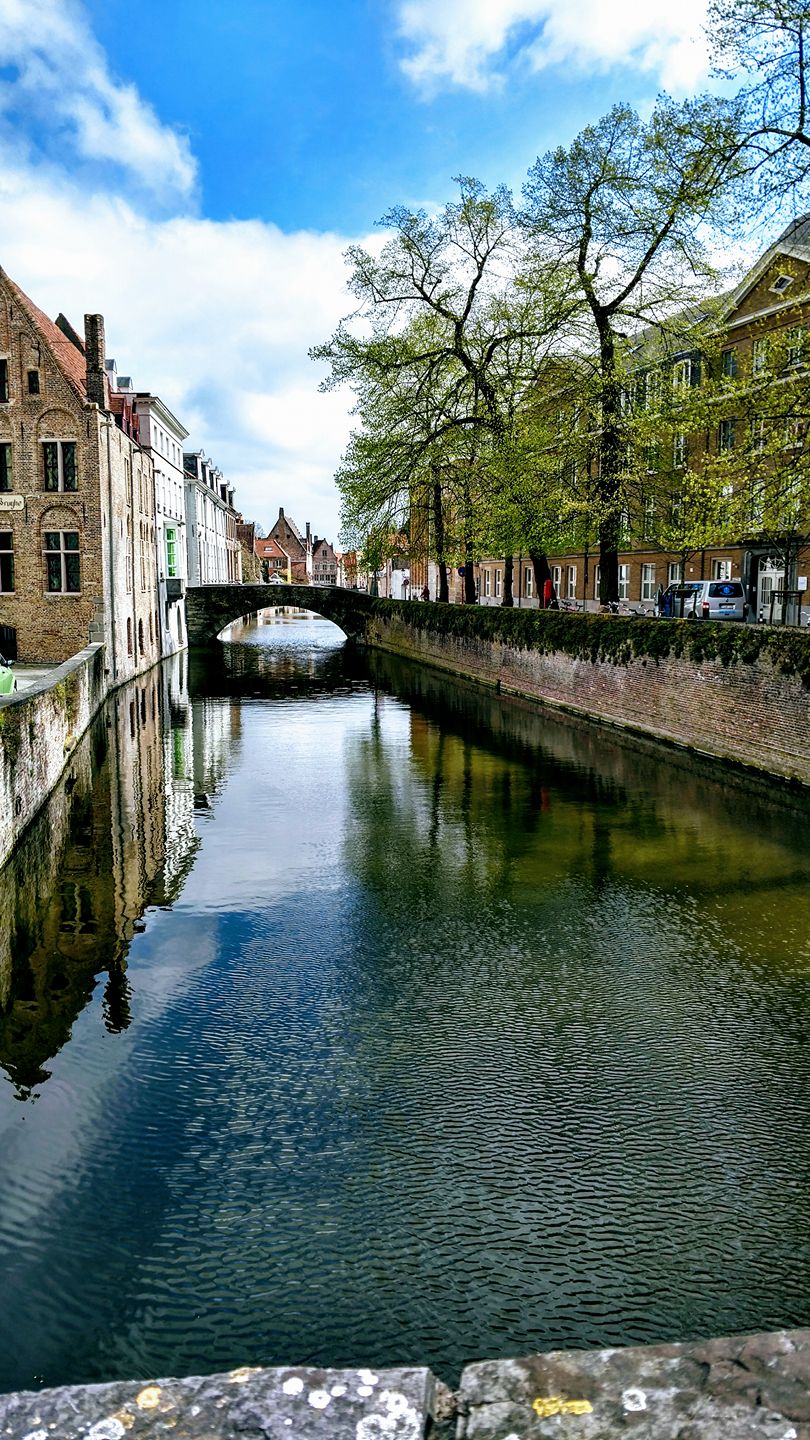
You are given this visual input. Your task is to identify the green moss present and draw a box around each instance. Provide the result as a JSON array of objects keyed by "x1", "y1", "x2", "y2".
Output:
[{"x1": 368, "y1": 599, "x2": 810, "y2": 687}]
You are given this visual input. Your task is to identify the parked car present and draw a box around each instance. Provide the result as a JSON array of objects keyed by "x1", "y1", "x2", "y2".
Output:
[
  {"x1": 0, "y1": 654, "x2": 16, "y2": 695},
  {"x1": 659, "y1": 579, "x2": 748, "y2": 621}
]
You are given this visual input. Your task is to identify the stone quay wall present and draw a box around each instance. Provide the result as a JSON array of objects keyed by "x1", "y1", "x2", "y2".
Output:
[
  {"x1": 0, "y1": 1328, "x2": 808, "y2": 1438},
  {"x1": 363, "y1": 604, "x2": 810, "y2": 786},
  {"x1": 0, "y1": 644, "x2": 107, "y2": 868}
]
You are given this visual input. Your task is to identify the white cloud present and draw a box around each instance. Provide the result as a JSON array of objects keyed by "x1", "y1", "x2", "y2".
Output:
[
  {"x1": 397, "y1": 0, "x2": 711, "y2": 95},
  {"x1": 0, "y1": 160, "x2": 357, "y2": 540},
  {"x1": 0, "y1": 0, "x2": 196, "y2": 203}
]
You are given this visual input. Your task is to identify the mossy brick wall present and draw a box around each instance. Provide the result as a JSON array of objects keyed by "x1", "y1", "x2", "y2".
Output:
[
  {"x1": 0, "y1": 644, "x2": 107, "y2": 867},
  {"x1": 363, "y1": 601, "x2": 810, "y2": 785}
]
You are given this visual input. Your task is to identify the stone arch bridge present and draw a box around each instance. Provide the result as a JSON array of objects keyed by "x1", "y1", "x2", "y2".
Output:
[{"x1": 185, "y1": 584, "x2": 376, "y2": 645}]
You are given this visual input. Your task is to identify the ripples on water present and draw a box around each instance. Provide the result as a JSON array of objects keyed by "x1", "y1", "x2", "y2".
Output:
[{"x1": 1, "y1": 609, "x2": 810, "y2": 1391}]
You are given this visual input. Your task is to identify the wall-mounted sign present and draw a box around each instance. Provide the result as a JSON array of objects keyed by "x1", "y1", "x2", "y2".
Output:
[
  {"x1": 798, "y1": 576, "x2": 807, "y2": 591},
  {"x1": 0, "y1": 495, "x2": 24, "y2": 511}
]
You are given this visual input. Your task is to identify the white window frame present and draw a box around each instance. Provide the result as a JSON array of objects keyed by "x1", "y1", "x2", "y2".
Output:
[
  {"x1": 618, "y1": 564, "x2": 630, "y2": 600},
  {"x1": 494, "y1": 568, "x2": 502, "y2": 598},
  {"x1": 551, "y1": 565, "x2": 561, "y2": 593},
  {"x1": 668, "y1": 562, "x2": 682, "y2": 586},
  {"x1": 712, "y1": 558, "x2": 732, "y2": 581},
  {"x1": 525, "y1": 568, "x2": 533, "y2": 599},
  {"x1": 641, "y1": 563, "x2": 656, "y2": 601},
  {"x1": 566, "y1": 565, "x2": 577, "y2": 599}
]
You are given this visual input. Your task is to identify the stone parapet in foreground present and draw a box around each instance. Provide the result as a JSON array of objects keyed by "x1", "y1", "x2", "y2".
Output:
[
  {"x1": 457, "y1": 1329, "x2": 810, "y2": 1438},
  {"x1": 1, "y1": 1331, "x2": 809, "y2": 1439}
]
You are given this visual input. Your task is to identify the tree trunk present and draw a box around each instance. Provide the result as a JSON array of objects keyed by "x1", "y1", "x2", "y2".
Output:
[
  {"x1": 502, "y1": 555, "x2": 514, "y2": 607},
  {"x1": 464, "y1": 557, "x2": 477, "y2": 604},
  {"x1": 530, "y1": 550, "x2": 551, "y2": 603},
  {"x1": 597, "y1": 326, "x2": 621, "y2": 606},
  {"x1": 433, "y1": 478, "x2": 449, "y2": 603}
]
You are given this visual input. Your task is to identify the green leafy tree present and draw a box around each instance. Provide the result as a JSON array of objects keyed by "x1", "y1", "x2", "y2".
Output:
[
  {"x1": 313, "y1": 177, "x2": 580, "y2": 604},
  {"x1": 522, "y1": 100, "x2": 737, "y2": 604}
]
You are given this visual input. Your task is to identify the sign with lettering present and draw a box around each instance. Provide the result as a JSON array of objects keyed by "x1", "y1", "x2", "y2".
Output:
[{"x1": 0, "y1": 496, "x2": 24, "y2": 511}]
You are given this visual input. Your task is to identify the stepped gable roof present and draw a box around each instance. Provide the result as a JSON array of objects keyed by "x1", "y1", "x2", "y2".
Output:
[{"x1": 1, "y1": 272, "x2": 87, "y2": 400}]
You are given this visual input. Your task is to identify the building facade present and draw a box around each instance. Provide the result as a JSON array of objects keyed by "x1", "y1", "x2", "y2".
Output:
[
  {"x1": 0, "y1": 270, "x2": 159, "y2": 677},
  {"x1": 183, "y1": 451, "x2": 242, "y2": 587},
  {"x1": 132, "y1": 388, "x2": 189, "y2": 656}
]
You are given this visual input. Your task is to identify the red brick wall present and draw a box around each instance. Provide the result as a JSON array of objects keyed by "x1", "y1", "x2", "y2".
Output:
[{"x1": 365, "y1": 611, "x2": 810, "y2": 784}]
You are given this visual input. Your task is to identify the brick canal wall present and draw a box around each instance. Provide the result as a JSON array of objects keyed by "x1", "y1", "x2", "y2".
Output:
[
  {"x1": 363, "y1": 603, "x2": 810, "y2": 786},
  {"x1": 0, "y1": 644, "x2": 107, "y2": 868},
  {"x1": 0, "y1": 1329, "x2": 807, "y2": 1438}
]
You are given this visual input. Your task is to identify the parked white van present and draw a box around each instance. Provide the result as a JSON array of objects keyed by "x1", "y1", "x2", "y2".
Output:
[{"x1": 659, "y1": 579, "x2": 748, "y2": 621}]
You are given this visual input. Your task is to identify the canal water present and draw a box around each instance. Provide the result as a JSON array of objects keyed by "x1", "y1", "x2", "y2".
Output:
[{"x1": 1, "y1": 612, "x2": 810, "y2": 1394}]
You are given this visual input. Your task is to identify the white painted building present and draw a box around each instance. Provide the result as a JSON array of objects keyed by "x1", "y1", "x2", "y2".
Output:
[
  {"x1": 129, "y1": 387, "x2": 190, "y2": 656},
  {"x1": 183, "y1": 451, "x2": 242, "y2": 587}
]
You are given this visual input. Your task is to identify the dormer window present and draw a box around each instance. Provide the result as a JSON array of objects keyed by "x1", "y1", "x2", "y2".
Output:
[{"x1": 770, "y1": 274, "x2": 794, "y2": 294}]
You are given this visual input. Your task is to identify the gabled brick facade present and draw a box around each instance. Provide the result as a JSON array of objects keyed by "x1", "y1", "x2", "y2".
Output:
[{"x1": 0, "y1": 270, "x2": 159, "y2": 677}]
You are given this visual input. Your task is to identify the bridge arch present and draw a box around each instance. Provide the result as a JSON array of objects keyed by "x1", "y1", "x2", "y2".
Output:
[{"x1": 184, "y1": 584, "x2": 374, "y2": 646}]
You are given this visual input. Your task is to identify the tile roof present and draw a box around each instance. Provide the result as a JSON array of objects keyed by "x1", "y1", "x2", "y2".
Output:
[{"x1": 1, "y1": 271, "x2": 88, "y2": 400}]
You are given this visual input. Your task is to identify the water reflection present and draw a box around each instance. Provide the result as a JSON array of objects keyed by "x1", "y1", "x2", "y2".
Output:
[{"x1": 0, "y1": 615, "x2": 809, "y2": 1393}]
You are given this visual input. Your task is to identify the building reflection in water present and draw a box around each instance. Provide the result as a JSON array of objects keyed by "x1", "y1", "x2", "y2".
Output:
[{"x1": 0, "y1": 652, "x2": 239, "y2": 1099}]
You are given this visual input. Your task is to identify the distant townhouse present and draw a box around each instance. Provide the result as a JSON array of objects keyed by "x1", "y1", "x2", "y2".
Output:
[
  {"x1": 128, "y1": 383, "x2": 189, "y2": 656},
  {"x1": 267, "y1": 507, "x2": 311, "y2": 582},
  {"x1": 183, "y1": 451, "x2": 242, "y2": 586},
  {"x1": 311, "y1": 537, "x2": 337, "y2": 585},
  {"x1": 0, "y1": 268, "x2": 158, "y2": 677},
  {"x1": 255, "y1": 534, "x2": 290, "y2": 580},
  {"x1": 235, "y1": 518, "x2": 262, "y2": 583}
]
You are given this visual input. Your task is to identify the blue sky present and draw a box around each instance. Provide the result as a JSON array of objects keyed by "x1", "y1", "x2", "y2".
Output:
[{"x1": 0, "y1": 0, "x2": 713, "y2": 540}]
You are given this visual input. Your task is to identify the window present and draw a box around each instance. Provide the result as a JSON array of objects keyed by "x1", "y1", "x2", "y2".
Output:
[
  {"x1": 552, "y1": 564, "x2": 561, "y2": 593},
  {"x1": 566, "y1": 565, "x2": 577, "y2": 599},
  {"x1": 783, "y1": 416, "x2": 802, "y2": 449},
  {"x1": 673, "y1": 432, "x2": 687, "y2": 468},
  {"x1": 525, "y1": 568, "x2": 533, "y2": 599},
  {"x1": 0, "y1": 443, "x2": 11, "y2": 491},
  {"x1": 770, "y1": 274, "x2": 794, "y2": 294},
  {"x1": 712, "y1": 558, "x2": 732, "y2": 581},
  {"x1": 751, "y1": 416, "x2": 766, "y2": 453},
  {"x1": 672, "y1": 357, "x2": 693, "y2": 390},
  {"x1": 494, "y1": 568, "x2": 502, "y2": 598},
  {"x1": 752, "y1": 337, "x2": 769, "y2": 375},
  {"x1": 166, "y1": 526, "x2": 177, "y2": 578},
  {"x1": 785, "y1": 327, "x2": 804, "y2": 367},
  {"x1": 27, "y1": 370, "x2": 40, "y2": 395},
  {"x1": 641, "y1": 563, "x2": 656, "y2": 601},
  {"x1": 594, "y1": 564, "x2": 601, "y2": 598},
  {"x1": 618, "y1": 564, "x2": 630, "y2": 600},
  {"x1": 642, "y1": 493, "x2": 656, "y2": 540},
  {"x1": 43, "y1": 441, "x2": 77, "y2": 492},
  {"x1": 44, "y1": 530, "x2": 80, "y2": 592},
  {"x1": 668, "y1": 562, "x2": 682, "y2": 586},
  {"x1": 0, "y1": 532, "x2": 13, "y2": 592},
  {"x1": 0, "y1": 359, "x2": 7, "y2": 403},
  {"x1": 718, "y1": 419, "x2": 736, "y2": 452},
  {"x1": 721, "y1": 348, "x2": 738, "y2": 379}
]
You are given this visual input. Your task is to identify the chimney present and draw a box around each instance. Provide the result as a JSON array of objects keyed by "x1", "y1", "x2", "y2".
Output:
[
  {"x1": 84, "y1": 314, "x2": 107, "y2": 409},
  {"x1": 279, "y1": 506, "x2": 284, "y2": 518},
  {"x1": 306, "y1": 521, "x2": 311, "y2": 544}
]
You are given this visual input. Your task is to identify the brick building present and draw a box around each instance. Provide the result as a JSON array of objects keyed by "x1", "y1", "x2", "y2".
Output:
[
  {"x1": 267, "y1": 507, "x2": 311, "y2": 581},
  {"x1": 311, "y1": 536, "x2": 337, "y2": 585},
  {"x1": 0, "y1": 269, "x2": 159, "y2": 677},
  {"x1": 254, "y1": 534, "x2": 290, "y2": 580}
]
